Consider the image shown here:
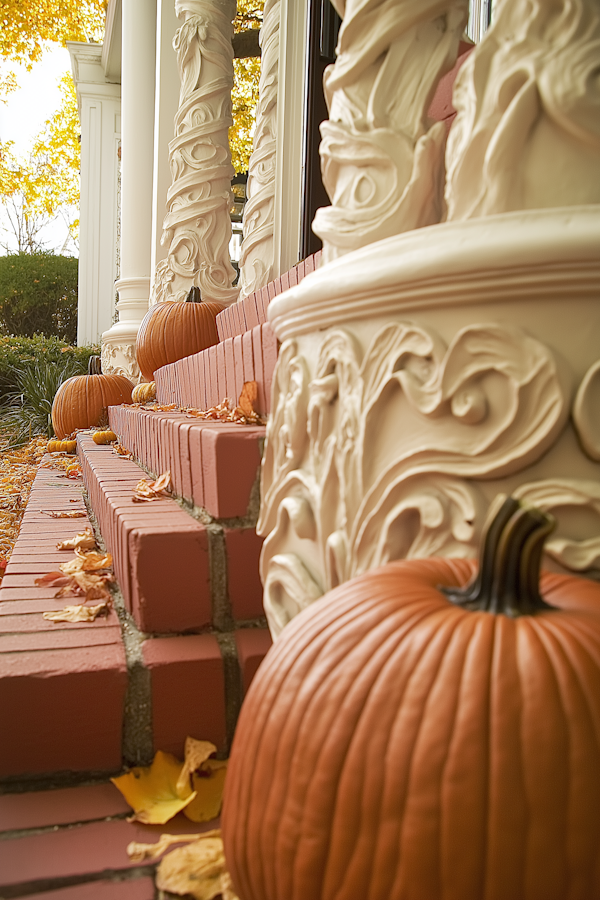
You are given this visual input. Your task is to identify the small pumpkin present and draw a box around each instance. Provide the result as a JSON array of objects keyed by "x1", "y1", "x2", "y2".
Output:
[
  {"x1": 135, "y1": 287, "x2": 224, "y2": 381},
  {"x1": 222, "y1": 496, "x2": 600, "y2": 900},
  {"x1": 131, "y1": 381, "x2": 156, "y2": 404},
  {"x1": 51, "y1": 357, "x2": 133, "y2": 440},
  {"x1": 92, "y1": 429, "x2": 117, "y2": 445},
  {"x1": 47, "y1": 439, "x2": 77, "y2": 454}
]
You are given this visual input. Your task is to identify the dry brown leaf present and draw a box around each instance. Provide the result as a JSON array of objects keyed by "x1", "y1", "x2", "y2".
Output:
[
  {"x1": 155, "y1": 834, "x2": 229, "y2": 900},
  {"x1": 40, "y1": 509, "x2": 86, "y2": 518},
  {"x1": 184, "y1": 760, "x2": 228, "y2": 823},
  {"x1": 132, "y1": 470, "x2": 171, "y2": 502},
  {"x1": 220, "y1": 871, "x2": 241, "y2": 900},
  {"x1": 42, "y1": 603, "x2": 109, "y2": 623},
  {"x1": 55, "y1": 571, "x2": 113, "y2": 601},
  {"x1": 238, "y1": 380, "x2": 258, "y2": 417},
  {"x1": 127, "y1": 830, "x2": 220, "y2": 863},
  {"x1": 56, "y1": 528, "x2": 97, "y2": 551},
  {"x1": 59, "y1": 548, "x2": 112, "y2": 574},
  {"x1": 113, "y1": 443, "x2": 133, "y2": 460},
  {"x1": 35, "y1": 571, "x2": 72, "y2": 588}
]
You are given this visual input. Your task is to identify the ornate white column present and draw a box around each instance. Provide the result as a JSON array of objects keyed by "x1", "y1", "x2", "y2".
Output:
[
  {"x1": 151, "y1": 0, "x2": 239, "y2": 306},
  {"x1": 102, "y1": 0, "x2": 157, "y2": 379},
  {"x1": 258, "y1": 0, "x2": 600, "y2": 638},
  {"x1": 237, "y1": 0, "x2": 280, "y2": 299},
  {"x1": 312, "y1": 0, "x2": 469, "y2": 264}
]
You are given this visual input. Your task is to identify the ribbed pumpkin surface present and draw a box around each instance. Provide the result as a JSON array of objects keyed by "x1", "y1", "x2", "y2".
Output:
[
  {"x1": 135, "y1": 299, "x2": 224, "y2": 381},
  {"x1": 222, "y1": 558, "x2": 600, "y2": 900},
  {"x1": 52, "y1": 372, "x2": 133, "y2": 438}
]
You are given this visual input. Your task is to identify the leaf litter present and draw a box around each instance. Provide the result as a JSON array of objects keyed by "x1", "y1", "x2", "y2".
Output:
[
  {"x1": 0, "y1": 436, "x2": 46, "y2": 578},
  {"x1": 132, "y1": 469, "x2": 171, "y2": 502}
]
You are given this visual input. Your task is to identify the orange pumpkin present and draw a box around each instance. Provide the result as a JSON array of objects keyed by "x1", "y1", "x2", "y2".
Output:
[
  {"x1": 136, "y1": 287, "x2": 224, "y2": 381},
  {"x1": 222, "y1": 496, "x2": 600, "y2": 900},
  {"x1": 51, "y1": 357, "x2": 133, "y2": 439}
]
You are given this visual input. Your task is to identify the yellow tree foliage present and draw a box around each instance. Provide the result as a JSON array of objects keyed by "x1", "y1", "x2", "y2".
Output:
[
  {"x1": 230, "y1": 0, "x2": 264, "y2": 174},
  {"x1": 0, "y1": 0, "x2": 106, "y2": 67}
]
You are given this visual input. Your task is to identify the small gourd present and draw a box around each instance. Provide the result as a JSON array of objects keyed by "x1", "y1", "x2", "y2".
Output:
[
  {"x1": 131, "y1": 381, "x2": 156, "y2": 404},
  {"x1": 47, "y1": 439, "x2": 77, "y2": 454},
  {"x1": 92, "y1": 429, "x2": 117, "y2": 445}
]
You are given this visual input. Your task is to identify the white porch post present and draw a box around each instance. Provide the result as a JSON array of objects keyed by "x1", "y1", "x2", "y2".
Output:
[
  {"x1": 150, "y1": 0, "x2": 181, "y2": 296},
  {"x1": 67, "y1": 43, "x2": 121, "y2": 347},
  {"x1": 101, "y1": 0, "x2": 157, "y2": 379}
]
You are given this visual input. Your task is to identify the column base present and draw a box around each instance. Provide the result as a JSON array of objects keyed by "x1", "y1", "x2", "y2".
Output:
[{"x1": 100, "y1": 276, "x2": 151, "y2": 378}]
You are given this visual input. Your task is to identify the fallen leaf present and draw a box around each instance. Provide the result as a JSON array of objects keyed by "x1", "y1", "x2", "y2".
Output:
[
  {"x1": 56, "y1": 528, "x2": 97, "y2": 551},
  {"x1": 156, "y1": 834, "x2": 229, "y2": 900},
  {"x1": 127, "y1": 830, "x2": 220, "y2": 863},
  {"x1": 111, "y1": 750, "x2": 197, "y2": 824},
  {"x1": 42, "y1": 603, "x2": 109, "y2": 623},
  {"x1": 113, "y1": 443, "x2": 133, "y2": 460},
  {"x1": 55, "y1": 571, "x2": 113, "y2": 601},
  {"x1": 35, "y1": 571, "x2": 72, "y2": 588},
  {"x1": 175, "y1": 738, "x2": 227, "y2": 824},
  {"x1": 184, "y1": 760, "x2": 228, "y2": 823},
  {"x1": 132, "y1": 470, "x2": 171, "y2": 502},
  {"x1": 238, "y1": 381, "x2": 258, "y2": 417},
  {"x1": 40, "y1": 509, "x2": 86, "y2": 518},
  {"x1": 176, "y1": 738, "x2": 217, "y2": 797},
  {"x1": 60, "y1": 548, "x2": 112, "y2": 575}
]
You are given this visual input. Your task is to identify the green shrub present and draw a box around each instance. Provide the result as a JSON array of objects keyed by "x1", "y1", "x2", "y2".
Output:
[
  {"x1": 0, "y1": 252, "x2": 78, "y2": 341},
  {"x1": 0, "y1": 335, "x2": 99, "y2": 405},
  {"x1": 0, "y1": 357, "x2": 83, "y2": 442}
]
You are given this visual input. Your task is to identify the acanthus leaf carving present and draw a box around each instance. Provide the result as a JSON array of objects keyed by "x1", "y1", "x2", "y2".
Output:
[
  {"x1": 573, "y1": 359, "x2": 600, "y2": 462},
  {"x1": 445, "y1": 0, "x2": 600, "y2": 220},
  {"x1": 514, "y1": 479, "x2": 600, "y2": 576},
  {"x1": 260, "y1": 320, "x2": 569, "y2": 636}
]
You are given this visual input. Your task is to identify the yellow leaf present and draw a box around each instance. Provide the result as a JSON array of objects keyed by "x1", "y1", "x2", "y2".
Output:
[
  {"x1": 176, "y1": 737, "x2": 217, "y2": 797},
  {"x1": 111, "y1": 751, "x2": 197, "y2": 825},
  {"x1": 184, "y1": 760, "x2": 228, "y2": 823}
]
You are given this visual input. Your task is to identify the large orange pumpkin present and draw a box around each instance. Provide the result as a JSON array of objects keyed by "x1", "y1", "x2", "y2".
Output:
[
  {"x1": 222, "y1": 496, "x2": 600, "y2": 900},
  {"x1": 136, "y1": 287, "x2": 224, "y2": 381},
  {"x1": 51, "y1": 356, "x2": 133, "y2": 439}
]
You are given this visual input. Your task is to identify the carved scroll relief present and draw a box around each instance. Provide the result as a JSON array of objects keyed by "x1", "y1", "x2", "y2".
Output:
[
  {"x1": 312, "y1": 0, "x2": 470, "y2": 263},
  {"x1": 446, "y1": 0, "x2": 600, "y2": 219},
  {"x1": 237, "y1": 0, "x2": 280, "y2": 300},
  {"x1": 152, "y1": 0, "x2": 239, "y2": 306},
  {"x1": 259, "y1": 321, "x2": 571, "y2": 637}
]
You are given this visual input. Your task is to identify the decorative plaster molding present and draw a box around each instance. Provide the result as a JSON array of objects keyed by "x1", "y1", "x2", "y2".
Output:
[
  {"x1": 152, "y1": 0, "x2": 239, "y2": 306},
  {"x1": 573, "y1": 360, "x2": 600, "y2": 462},
  {"x1": 101, "y1": 339, "x2": 140, "y2": 381},
  {"x1": 237, "y1": 0, "x2": 280, "y2": 300},
  {"x1": 446, "y1": 0, "x2": 600, "y2": 219},
  {"x1": 312, "y1": 0, "x2": 469, "y2": 263},
  {"x1": 514, "y1": 479, "x2": 600, "y2": 575},
  {"x1": 259, "y1": 322, "x2": 569, "y2": 636}
]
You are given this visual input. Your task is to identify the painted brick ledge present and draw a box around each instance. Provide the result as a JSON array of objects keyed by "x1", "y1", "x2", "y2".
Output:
[
  {"x1": 154, "y1": 321, "x2": 278, "y2": 415},
  {"x1": 0, "y1": 780, "x2": 219, "y2": 899},
  {"x1": 0, "y1": 442, "x2": 272, "y2": 781},
  {"x1": 109, "y1": 405, "x2": 265, "y2": 519},
  {"x1": 215, "y1": 250, "x2": 321, "y2": 342},
  {"x1": 0, "y1": 460, "x2": 127, "y2": 779}
]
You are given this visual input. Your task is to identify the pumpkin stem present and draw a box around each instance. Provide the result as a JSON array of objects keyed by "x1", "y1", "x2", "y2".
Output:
[
  {"x1": 186, "y1": 286, "x2": 202, "y2": 303},
  {"x1": 441, "y1": 495, "x2": 557, "y2": 617},
  {"x1": 88, "y1": 356, "x2": 102, "y2": 376}
]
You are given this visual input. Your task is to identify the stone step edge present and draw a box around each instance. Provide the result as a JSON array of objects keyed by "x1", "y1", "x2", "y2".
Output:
[{"x1": 215, "y1": 250, "x2": 321, "y2": 342}]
